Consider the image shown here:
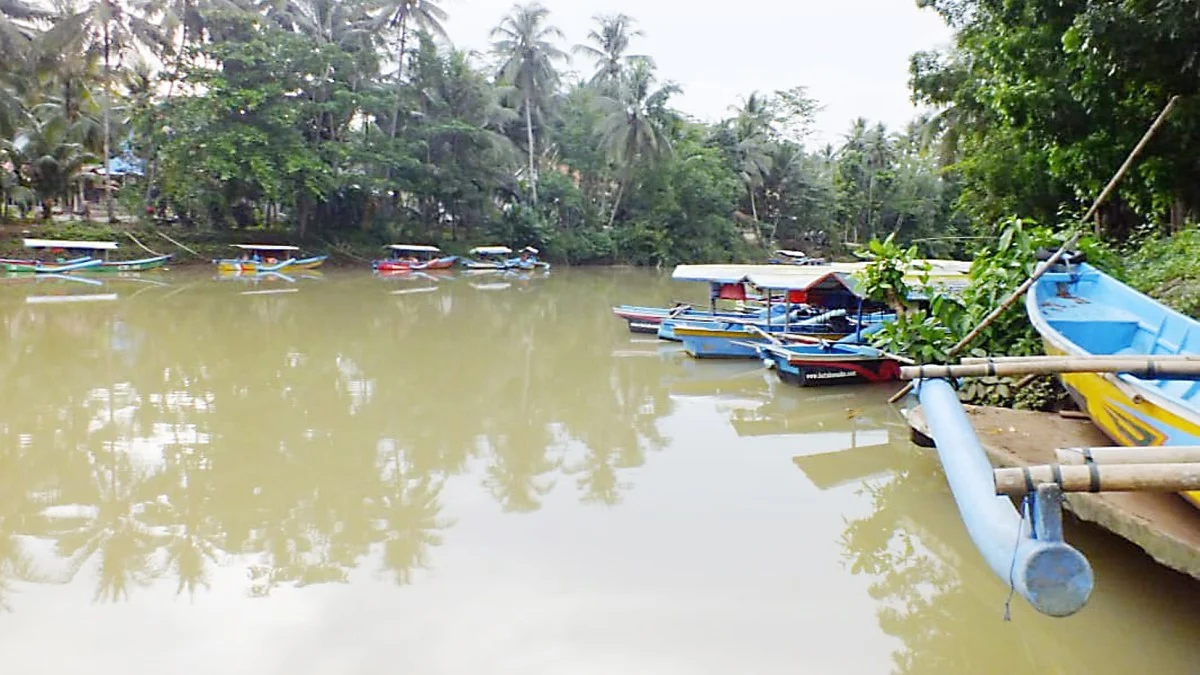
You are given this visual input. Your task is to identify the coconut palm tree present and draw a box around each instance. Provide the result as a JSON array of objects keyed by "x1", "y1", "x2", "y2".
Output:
[
  {"x1": 371, "y1": 0, "x2": 449, "y2": 138},
  {"x1": 572, "y1": 13, "x2": 652, "y2": 92},
  {"x1": 596, "y1": 60, "x2": 678, "y2": 226},
  {"x1": 490, "y1": 2, "x2": 567, "y2": 204},
  {"x1": 40, "y1": 0, "x2": 167, "y2": 221},
  {"x1": 728, "y1": 93, "x2": 776, "y2": 226},
  {"x1": 0, "y1": 0, "x2": 49, "y2": 62}
]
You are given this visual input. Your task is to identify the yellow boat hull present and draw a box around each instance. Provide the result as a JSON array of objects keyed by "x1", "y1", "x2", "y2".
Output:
[{"x1": 1043, "y1": 340, "x2": 1200, "y2": 507}]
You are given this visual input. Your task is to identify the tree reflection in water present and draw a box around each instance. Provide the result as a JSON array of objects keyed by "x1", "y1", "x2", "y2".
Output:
[{"x1": 0, "y1": 270, "x2": 678, "y2": 605}]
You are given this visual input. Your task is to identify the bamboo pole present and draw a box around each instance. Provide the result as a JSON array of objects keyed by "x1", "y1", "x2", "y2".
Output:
[
  {"x1": 1055, "y1": 446, "x2": 1200, "y2": 466},
  {"x1": 155, "y1": 230, "x2": 202, "y2": 257},
  {"x1": 125, "y1": 231, "x2": 164, "y2": 257},
  {"x1": 901, "y1": 357, "x2": 1200, "y2": 380},
  {"x1": 747, "y1": 324, "x2": 783, "y2": 345},
  {"x1": 889, "y1": 95, "x2": 1182, "y2": 404},
  {"x1": 994, "y1": 462, "x2": 1200, "y2": 496},
  {"x1": 961, "y1": 354, "x2": 1200, "y2": 366}
]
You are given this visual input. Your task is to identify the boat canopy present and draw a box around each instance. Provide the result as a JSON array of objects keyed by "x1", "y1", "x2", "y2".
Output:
[
  {"x1": 231, "y1": 244, "x2": 300, "y2": 251},
  {"x1": 671, "y1": 264, "x2": 821, "y2": 284},
  {"x1": 24, "y1": 238, "x2": 118, "y2": 250},
  {"x1": 774, "y1": 249, "x2": 808, "y2": 258},
  {"x1": 521, "y1": 246, "x2": 539, "y2": 254},
  {"x1": 470, "y1": 245, "x2": 512, "y2": 255},
  {"x1": 387, "y1": 244, "x2": 441, "y2": 252},
  {"x1": 742, "y1": 270, "x2": 846, "y2": 293}
]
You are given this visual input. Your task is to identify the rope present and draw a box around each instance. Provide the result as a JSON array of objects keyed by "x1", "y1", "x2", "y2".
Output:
[
  {"x1": 1004, "y1": 494, "x2": 1033, "y2": 621},
  {"x1": 324, "y1": 238, "x2": 371, "y2": 262},
  {"x1": 124, "y1": 231, "x2": 164, "y2": 257},
  {"x1": 155, "y1": 230, "x2": 202, "y2": 257}
]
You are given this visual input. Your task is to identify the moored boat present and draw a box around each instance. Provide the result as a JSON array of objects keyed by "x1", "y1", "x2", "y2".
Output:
[
  {"x1": 461, "y1": 245, "x2": 513, "y2": 270},
  {"x1": 1027, "y1": 258, "x2": 1200, "y2": 507},
  {"x1": 756, "y1": 333, "x2": 902, "y2": 387},
  {"x1": 215, "y1": 244, "x2": 325, "y2": 273},
  {"x1": 3, "y1": 238, "x2": 171, "y2": 273},
  {"x1": 768, "y1": 248, "x2": 826, "y2": 265},
  {"x1": 374, "y1": 244, "x2": 459, "y2": 272}
]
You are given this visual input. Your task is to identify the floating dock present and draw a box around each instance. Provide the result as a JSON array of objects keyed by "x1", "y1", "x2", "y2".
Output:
[{"x1": 905, "y1": 404, "x2": 1200, "y2": 580}]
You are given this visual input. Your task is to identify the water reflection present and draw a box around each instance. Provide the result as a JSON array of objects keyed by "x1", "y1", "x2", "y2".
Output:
[
  {"x1": 1, "y1": 268, "x2": 1198, "y2": 675},
  {"x1": 0, "y1": 269, "x2": 674, "y2": 605}
]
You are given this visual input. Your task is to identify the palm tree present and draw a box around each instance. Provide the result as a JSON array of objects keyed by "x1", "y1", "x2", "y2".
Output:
[
  {"x1": 42, "y1": 1, "x2": 166, "y2": 221},
  {"x1": 0, "y1": 0, "x2": 49, "y2": 62},
  {"x1": 728, "y1": 93, "x2": 776, "y2": 228},
  {"x1": 572, "y1": 13, "x2": 652, "y2": 92},
  {"x1": 136, "y1": 0, "x2": 251, "y2": 99},
  {"x1": 371, "y1": 0, "x2": 449, "y2": 138},
  {"x1": 596, "y1": 60, "x2": 678, "y2": 226},
  {"x1": 490, "y1": 2, "x2": 567, "y2": 204}
]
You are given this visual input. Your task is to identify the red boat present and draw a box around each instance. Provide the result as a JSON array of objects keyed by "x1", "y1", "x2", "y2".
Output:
[{"x1": 373, "y1": 244, "x2": 459, "y2": 272}]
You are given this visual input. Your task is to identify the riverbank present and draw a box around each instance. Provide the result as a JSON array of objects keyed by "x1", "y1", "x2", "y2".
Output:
[{"x1": 905, "y1": 403, "x2": 1200, "y2": 580}]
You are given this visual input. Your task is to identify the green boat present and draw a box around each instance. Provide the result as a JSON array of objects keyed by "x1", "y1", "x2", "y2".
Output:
[{"x1": 3, "y1": 239, "x2": 171, "y2": 274}]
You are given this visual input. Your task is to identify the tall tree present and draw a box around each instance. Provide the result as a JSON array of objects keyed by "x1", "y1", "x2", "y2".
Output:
[
  {"x1": 572, "y1": 13, "x2": 651, "y2": 92},
  {"x1": 490, "y1": 2, "x2": 566, "y2": 204},
  {"x1": 597, "y1": 60, "x2": 678, "y2": 227},
  {"x1": 371, "y1": 0, "x2": 449, "y2": 139}
]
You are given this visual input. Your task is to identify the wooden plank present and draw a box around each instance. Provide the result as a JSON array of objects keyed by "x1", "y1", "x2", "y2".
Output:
[{"x1": 904, "y1": 404, "x2": 1200, "y2": 580}]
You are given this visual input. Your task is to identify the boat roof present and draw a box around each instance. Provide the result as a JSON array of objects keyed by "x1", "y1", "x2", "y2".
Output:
[
  {"x1": 470, "y1": 245, "x2": 512, "y2": 255},
  {"x1": 774, "y1": 249, "x2": 807, "y2": 258},
  {"x1": 386, "y1": 244, "x2": 441, "y2": 252},
  {"x1": 24, "y1": 238, "x2": 118, "y2": 250},
  {"x1": 231, "y1": 244, "x2": 300, "y2": 251},
  {"x1": 521, "y1": 246, "x2": 539, "y2": 254},
  {"x1": 672, "y1": 264, "x2": 823, "y2": 284}
]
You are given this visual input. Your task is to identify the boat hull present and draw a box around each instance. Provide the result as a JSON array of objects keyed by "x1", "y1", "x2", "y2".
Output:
[
  {"x1": 289, "y1": 255, "x2": 327, "y2": 270},
  {"x1": 91, "y1": 255, "x2": 173, "y2": 272},
  {"x1": 4, "y1": 258, "x2": 104, "y2": 274},
  {"x1": 375, "y1": 256, "x2": 458, "y2": 272},
  {"x1": 760, "y1": 344, "x2": 901, "y2": 387},
  {"x1": 675, "y1": 325, "x2": 851, "y2": 359},
  {"x1": 1027, "y1": 263, "x2": 1200, "y2": 507},
  {"x1": 216, "y1": 258, "x2": 297, "y2": 273}
]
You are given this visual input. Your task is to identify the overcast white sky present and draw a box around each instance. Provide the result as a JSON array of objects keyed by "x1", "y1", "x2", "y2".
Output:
[{"x1": 441, "y1": 0, "x2": 954, "y2": 146}]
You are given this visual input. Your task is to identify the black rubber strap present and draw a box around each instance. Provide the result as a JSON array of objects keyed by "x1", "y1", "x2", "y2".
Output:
[
  {"x1": 1082, "y1": 449, "x2": 1101, "y2": 492},
  {"x1": 986, "y1": 361, "x2": 996, "y2": 377},
  {"x1": 1022, "y1": 467, "x2": 1035, "y2": 495},
  {"x1": 1051, "y1": 463, "x2": 1063, "y2": 487}
]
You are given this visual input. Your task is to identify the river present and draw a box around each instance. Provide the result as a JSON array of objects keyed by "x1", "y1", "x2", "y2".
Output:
[{"x1": 0, "y1": 267, "x2": 1197, "y2": 673}]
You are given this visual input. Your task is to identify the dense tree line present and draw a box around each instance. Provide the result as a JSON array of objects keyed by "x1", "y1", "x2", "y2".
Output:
[
  {"x1": 0, "y1": 0, "x2": 964, "y2": 264},
  {"x1": 911, "y1": 0, "x2": 1200, "y2": 239}
]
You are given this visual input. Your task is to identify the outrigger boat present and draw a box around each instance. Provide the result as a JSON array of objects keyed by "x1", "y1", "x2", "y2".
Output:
[
  {"x1": 215, "y1": 244, "x2": 326, "y2": 273},
  {"x1": 755, "y1": 325, "x2": 903, "y2": 387},
  {"x1": 768, "y1": 249, "x2": 826, "y2": 265},
  {"x1": 4, "y1": 239, "x2": 170, "y2": 273},
  {"x1": 615, "y1": 264, "x2": 791, "y2": 336},
  {"x1": 1027, "y1": 258, "x2": 1200, "y2": 508},
  {"x1": 512, "y1": 246, "x2": 551, "y2": 271},
  {"x1": 672, "y1": 270, "x2": 896, "y2": 358},
  {"x1": 374, "y1": 244, "x2": 459, "y2": 272},
  {"x1": 461, "y1": 245, "x2": 514, "y2": 270}
]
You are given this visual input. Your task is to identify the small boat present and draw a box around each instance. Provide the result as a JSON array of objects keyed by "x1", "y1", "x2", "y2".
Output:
[
  {"x1": 4, "y1": 238, "x2": 171, "y2": 273},
  {"x1": 374, "y1": 244, "x2": 459, "y2": 272},
  {"x1": 913, "y1": 377, "x2": 1093, "y2": 617},
  {"x1": 461, "y1": 245, "x2": 514, "y2": 270},
  {"x1": 673, "y1": 269, "x2": 897, "y2": 358},
  {"x1": 1027, "y1": 258, "x2": 1200, "y2": 508},
  {"x1": 215, "y1": 244, "x2": 326, "y2": 273},
  {"x1": 511, "y1": 246, "x2": 551, "y2": 271},
  {"x1": 614, "y1": 264, "x2": 787, "y2": 336},
  {"x1": 768, "y1": 248, "x2": 826, "y2": 265},
  {"x1": 756, "y1": 326, "x2": 902, "y2": 387}
]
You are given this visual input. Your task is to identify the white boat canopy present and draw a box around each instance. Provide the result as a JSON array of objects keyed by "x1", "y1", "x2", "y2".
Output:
[
  {"x1": 386, "y1": 244, "x2": 441, "y2": 252},
  {"x1": 470, "y1": 245, "x2": 513, "y2": 255},
  {"x1": 231, "y1": 244, "x2": 300, "y2": 251},
  {"x1": 774, "y1": 249, "x2": 808, "y2": 258},
  {"x1": 741, "y1": 270, "x2": 842, "y2": 292},
  {"x1": 671, "y1": 264, "x2": 830, "y2": 284},
  {"x1": 24, "y1": 238, "x2": 118, "y2": 250},
  {"x1": 521, "y1": 246, "x2": 539, "y2": 254}
]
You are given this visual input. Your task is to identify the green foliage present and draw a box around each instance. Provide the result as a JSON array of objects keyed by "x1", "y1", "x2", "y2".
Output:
[{"x1": 1124, "y1": 228, "x2": 1200, "y2": 318}]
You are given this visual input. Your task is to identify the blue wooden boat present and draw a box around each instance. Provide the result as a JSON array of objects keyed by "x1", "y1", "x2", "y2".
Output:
[
  {"x1": 673, "y1": 269, "x2": 897, "y2": 358},
  {"x1": 613, "y1": 264, "x2": 780, "y2": 335},
  {"x1": 914, "y1": 378, "x2": 1094, "y2": 617},
  {"x1": 1027, "y1": 259, "x2": 1200, "y2": 507},
  {"x1": 755, "y1": 324, "x2": 901, "y2": 387}
]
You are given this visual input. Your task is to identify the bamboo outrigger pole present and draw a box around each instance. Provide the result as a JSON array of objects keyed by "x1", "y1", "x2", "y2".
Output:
[
  {"x1": 994, "y1": 462, "x2": 1200, "y2": 496},
  {"x1": 888, "y1": 95, "x2": 1182, "y2": 404},
  {"x1": 1055, "y1": 446, "x2": 1200, "y2": 466},
  {"x1": 900, "y1": 356, "x2": 1200, "y2": 380}
]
